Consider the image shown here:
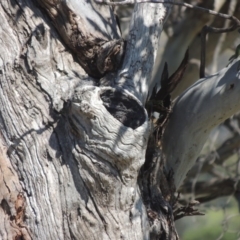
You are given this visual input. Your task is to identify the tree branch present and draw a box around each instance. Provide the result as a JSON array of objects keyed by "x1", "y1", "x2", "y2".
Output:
[
  {"x1": 153, "y1": 0, "x2": 217, "y2": 98},
  {"x1": 163, "y1": 58, "x2": 240, "y2": 190},
  {"x1": 96, "y1": 0, "x2": 240, "y2": 26},
  {"x1": 113, "y1": 2, "x2": 172, "y2": 103},
  {"x1": 181, "y1": 178, "x2": 240, "y2": 203},
  {"x1": 37, "y1": 0, "x2": 124, "y2": 78},
  {"x1": 186, "y1": 132, "x2": 240, "y2": 180}
]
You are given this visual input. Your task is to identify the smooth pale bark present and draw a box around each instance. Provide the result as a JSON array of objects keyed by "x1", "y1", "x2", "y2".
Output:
[
  {"x1": 151, "y1": 0, "x2": 240, "y2": 98},
  {"x1": 163, "y1": 59, "x2": 240, "y2": 189},
  {"x1": 152, "y1": 1, "x2": 218, "y2": 89}
]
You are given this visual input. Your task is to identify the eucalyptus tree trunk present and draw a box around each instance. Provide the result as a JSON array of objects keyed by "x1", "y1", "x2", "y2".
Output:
[{"x1": 0, "y1": 0, "x2": 240, "y2": 240}]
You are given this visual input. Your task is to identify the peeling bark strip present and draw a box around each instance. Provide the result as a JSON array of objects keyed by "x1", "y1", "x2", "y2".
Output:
[
  {"x1": 37, "y1": 0, "x2": 125, "y2": 78},
  {"x1": 0, "y1": 142, "x2": 31, "y2": 240}
]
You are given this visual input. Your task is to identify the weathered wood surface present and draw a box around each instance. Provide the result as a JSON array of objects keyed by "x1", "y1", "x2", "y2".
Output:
[
  {"x1": 0, "y1": 0, "x2": 172, "y2": 239},
  {"x1": 1, "y1": 0, "x2": 240, "y2": 239}
]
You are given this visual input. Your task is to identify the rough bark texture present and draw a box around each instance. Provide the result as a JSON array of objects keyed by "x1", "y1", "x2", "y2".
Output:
[
  {"x1": 37, "y1": 0, "x2": 125, "y2": 78},
  {"x1": 0, "y1": 0, "x2": 174, "y2": 239},
  {"x1": 1, "y1": 0, "x2": 240, "y2": 239}
]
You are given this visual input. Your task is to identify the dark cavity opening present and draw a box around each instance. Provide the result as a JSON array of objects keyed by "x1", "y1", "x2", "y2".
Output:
[{"x1": 100, "y1": 89, "x2": 146, "y2": 129}]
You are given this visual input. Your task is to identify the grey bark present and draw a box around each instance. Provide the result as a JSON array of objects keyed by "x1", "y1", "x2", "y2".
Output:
[
  {"x1": 0, "y1": 0, "x2": 174, "y2": 239},
  {"x1": 0, "y1": 0, "x2": 240, "y2": 239},
  {"x1": 163, "y1": 59, "x2": 240, "y2": 189}
]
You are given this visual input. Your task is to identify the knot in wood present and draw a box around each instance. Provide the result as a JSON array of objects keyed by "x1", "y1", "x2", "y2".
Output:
[
  {"x1": 72, "y1": 100, "x2": 95, "y2": 119},
  {"x1": 97, "y1": 39, "x2": 125, "y2": 75}
]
